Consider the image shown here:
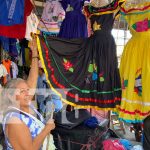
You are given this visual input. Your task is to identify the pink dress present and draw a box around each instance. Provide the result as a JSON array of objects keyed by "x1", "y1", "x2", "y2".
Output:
[{"x1": 38, "y1": 0, "x2": 65, "y2": 35}]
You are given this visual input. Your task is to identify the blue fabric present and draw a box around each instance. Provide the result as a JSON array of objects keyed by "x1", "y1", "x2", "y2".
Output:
[
  {"x1": 51, "y1": 94, "x2": 63, "y2": 112},
  {"x1": 37, "y1": 75, "x2": 63, "y2": 114},
  {"x1": 58, "y1": 0, "x2": 89, "y2": 39},
  {"x1": 0, "y1": 36, "x2": 18, "y2": 57},
  {"x1": 21, "y1": 46, "x2": 25, "y2": 65},
  {"x1": 119, "y1": 139, "x2": 133, "y2": 150},
  {"x1": 0, "y1": 0, "x2": 24, "y2": 25},
  {"x1": 84, "y1": 116, "x2": 99, "y2": 128},
  {"x1": 37, "y1": 75, "x2": 47, "y2": 114},
  {"x1": 9, "y1": 38, "x2": 18, "y2": 57},
  {"x1": 0, "y1": 36, "x2": 9, "y2": 51}
]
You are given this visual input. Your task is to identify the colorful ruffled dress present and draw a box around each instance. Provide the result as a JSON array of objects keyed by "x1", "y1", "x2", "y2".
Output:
[
  {"x1": 116, "y1": 2, "x2": 150, "y2": 123},
  {"x1": 38, "y1": 0, "x2": 65, "y2": 35},
  {"x1": 38, "y1": 0, "x2": 124, "y2": 110}
]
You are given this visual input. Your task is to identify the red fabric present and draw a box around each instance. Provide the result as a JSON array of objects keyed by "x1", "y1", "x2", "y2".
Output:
[
  {"x1": 103, "y1": 139, "x2": 125, "y2": 150},
  {"x1": 0, "y1": 0, "x2": 33, "y2": 39}
]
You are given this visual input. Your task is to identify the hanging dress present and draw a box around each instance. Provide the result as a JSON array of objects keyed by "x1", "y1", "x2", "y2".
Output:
[
  {"x1": 38, "y1": 0, "x2": 65, "y2": 36},
  {"x1": 58, "y1": 0, "x2": 89, "y2": 39},
  {"x1": 38, "y1": 0, "x2": 124, "y2": 110},
  {"x1": 0, "y1": 0, "x2": 33, "y2": 39},
  {"x1": 115, "y1": 2, "x2": 150, "y2": 123},
  {"x1": 0, "y1": 0, "x2": 24, "y2": 26}
]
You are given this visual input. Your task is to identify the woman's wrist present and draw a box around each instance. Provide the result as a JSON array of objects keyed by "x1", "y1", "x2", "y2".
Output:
[
  {"x1": 44, "y1": 125, "x2": 52, "y2": 134},
  {"x1": 32, "y1": 56, "x2": 39, "y2": 59}
]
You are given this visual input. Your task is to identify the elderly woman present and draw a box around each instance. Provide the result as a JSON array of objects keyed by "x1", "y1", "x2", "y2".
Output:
[{"x1": 1, "y1": 37, "x2": 56, "y2": 150}]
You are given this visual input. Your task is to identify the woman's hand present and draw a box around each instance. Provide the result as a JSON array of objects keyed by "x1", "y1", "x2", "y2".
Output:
[
  {"x1": 29, "y1": 35, "x2": 38, "y2": 57},
  {"x1": 45, "y1": 119, "x2": 56, "y2": 133}
]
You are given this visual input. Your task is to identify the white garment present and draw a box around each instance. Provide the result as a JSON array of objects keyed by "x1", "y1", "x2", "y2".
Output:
[
  {"x1": 0, "y1": 144, "x2": 3, "y2": 150},
  {"x1": 38, "y1": 0, "x2": 65, "y2": 34},
  {"x1": 11, "y1": 61, "x2": 18, "y2": 79},
  {"x1": 131, "y1": 145, "x2": 143, "y2": 150},
  {"x1": 25, "y1": 12, "x2": 39, "y2": 41},
  {"x1": 0, "y1": 64, "x2": 8, "y2": 78}
]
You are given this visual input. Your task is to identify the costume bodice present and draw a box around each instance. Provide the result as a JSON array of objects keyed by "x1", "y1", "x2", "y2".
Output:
[
  {"x1": 121, "y1": 2, "x2": 150, "y2": 36},
  {"x1": 90, "y1": 14, "x2": 114, "y2": 33},
  {"x1": 84, "y1": 0, "x2": 124, "y2": 34},
  {"x1": 60, "y1": 0, "x2": 89, "y2": 12}
]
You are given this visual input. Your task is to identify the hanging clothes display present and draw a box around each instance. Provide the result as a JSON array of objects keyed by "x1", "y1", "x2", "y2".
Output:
[
  {"x1": 0, "y1": 63, "x2": 8, "y2": 88},
  {"x1": 115, "y1": 1, "x2": 150, "y2": 123},
  {"x1": 0, "y1": 0, "x2": 33, "y2": 39},
  {"x1": 0, "y1": 37, "x2": 18, "y2": 57},
  {"x1": 58, "y1": 0, "x2": 89, "y2": 39},
  {"x1": 11, "y1": 61, "x2": 18, "y2": 79},
  {"x1": 2, "y1": 59, "x2": 12, "y2": 84},
  {"x1": 0, "y1": 64, "x2": 8, "y2": 79},
  {"x1": 0, "y1": 64, "x2": 8, "y2": 87},
  {"x1": 0, "y1": 0, "x2": 24, "y2": 26},
  {"x1": 2, "y1": 60, "x2": 12, "y2": 76},
  {"x1": 38, "y1": 0, "x2": 124, "y2": 110},
  {"x1": 25, "y1": 12, "x2": 39, "y2": 41},
  {"x1": 38, "y1": 0, "x2": 65, "y2": 35}
]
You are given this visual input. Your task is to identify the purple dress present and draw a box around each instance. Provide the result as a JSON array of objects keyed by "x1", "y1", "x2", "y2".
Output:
[{"x1": 58, "y1": 0, "x2": 89, "y2": 39}]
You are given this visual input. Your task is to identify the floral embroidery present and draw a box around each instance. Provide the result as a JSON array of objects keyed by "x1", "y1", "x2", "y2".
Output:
[
  {"x1": 132, "y1": 18, "x2": 150, "y2": 32},
  {"x1": 63, "y1": 58, "x2": 74, "y2": 72},
  {"x1": 88, "y1": 63, "x2": 97, "y2": 73},
  {"x1": 86, "y1": 61, "x2": 104, "y2": 83},
  {"x1": 66, "y1": 4, "x2": 74, "y2": 12},
  {"x1": 99, "y1": 72, "x2": 104, "y2": 82},
  {"x1": 93, "y1": 21, "x2": 101, "y2": 31},
  {"x1": 92, "y1": 71, "x2": 98, "y2": 81},
  {"x1": 134, "y1": 69, "x2": 142, "y2": 96}
]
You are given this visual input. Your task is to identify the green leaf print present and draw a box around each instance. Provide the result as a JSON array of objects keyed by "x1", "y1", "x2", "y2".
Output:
[
  {"x1": 88, "y1": 64, "x2": 94, "y2": 73},
  {"x1": 100, "y1": 77, "x2": 105, "y2": 82},
  {"x1": 69, "y1": 68, "x2": 74, "y2": 72}
]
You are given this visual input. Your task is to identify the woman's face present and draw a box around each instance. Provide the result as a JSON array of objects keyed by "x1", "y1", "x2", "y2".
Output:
[{"x1": 14, "y1": 81, "x2": 31, "y2": 107}]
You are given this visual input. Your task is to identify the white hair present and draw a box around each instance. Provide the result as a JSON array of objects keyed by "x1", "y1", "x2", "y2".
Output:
[{"x1": 0, "y1": 78, "x2": 25, "y2": 111}]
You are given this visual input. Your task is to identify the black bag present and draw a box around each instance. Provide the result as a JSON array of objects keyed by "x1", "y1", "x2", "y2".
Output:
[{"x1": 54, "y1": 109, "x2": 91, "y2": 129}]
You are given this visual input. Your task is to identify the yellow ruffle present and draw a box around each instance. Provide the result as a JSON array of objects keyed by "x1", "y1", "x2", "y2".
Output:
[{"x1": 121, "y1": 1, "x2": 150, "y2": 14}]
